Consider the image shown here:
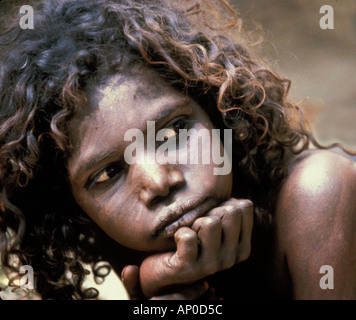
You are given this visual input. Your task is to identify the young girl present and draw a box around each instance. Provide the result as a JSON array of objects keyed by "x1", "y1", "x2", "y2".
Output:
[{"x1": 1, "y1": 0, "x2": 355, "y2": 300}]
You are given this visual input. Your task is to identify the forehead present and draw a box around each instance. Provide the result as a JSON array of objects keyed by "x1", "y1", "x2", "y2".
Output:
[
  {"x1": 73, "y1": 66, "x2": 171, "y2": 123},
  {"x1": 95, "y1": 67, "x2": 164, "y2": 110},
  {"x1": 67, "y1": 66, "x2": 190, "y2": 172}
]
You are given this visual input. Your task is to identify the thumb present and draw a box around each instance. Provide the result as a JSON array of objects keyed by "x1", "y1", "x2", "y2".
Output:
[{"x1": 121, "y1": 265, "x2": 143, "y2": 299}]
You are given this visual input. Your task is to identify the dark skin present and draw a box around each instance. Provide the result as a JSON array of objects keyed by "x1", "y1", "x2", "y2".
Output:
[
  {"x1": 274, "y1": 148, "x2": 356, "y2": 299},
  {"x1": 67, "y1": 64, "x2": 356, "y2": 299}
]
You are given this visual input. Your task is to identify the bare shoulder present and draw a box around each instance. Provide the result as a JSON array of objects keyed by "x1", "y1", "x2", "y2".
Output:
[
  {"x1": 275, "y1": 148, "x2": 356, "y2": 299},
  {"x1": 276, "y1": 148, "x2": 356, "y2": 222}
]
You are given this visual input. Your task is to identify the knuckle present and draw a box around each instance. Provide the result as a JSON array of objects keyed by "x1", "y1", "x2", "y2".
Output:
[
  {"x1": 201, "y1": 216, "x2": 221, "y2": 228},
  {"x1": 219, "y1": 199, "x2": 253, "y2": 218},
  {"x1": 180, "y1": 231, "x2": 196, "y2": 243},
  {"x1": 175, "y1": 227, "x2": 197, "y2": 242},
  {"x1": 221, "y1": 206, "x2": 240, "y2": 220},
  {"x1": 194, "y1": 216, "x2": 222, "y2": 233},
  {"x1": 238, "y1": 199, "x2": 253, "y2": 211}
]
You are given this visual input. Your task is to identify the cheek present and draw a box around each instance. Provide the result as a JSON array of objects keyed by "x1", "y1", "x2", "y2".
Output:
[
  {"x1": 87, "y1": 197, "x2": 134, "y2": 235},
  {"x1": 70, "y1": 184, "x2": 173, "y2": 251},
  {"x1": 215, "y1": 173, "x2": 233, "y2": 198},
  {"x1": 183, "y1": 124, "x2": 233, "y2": 198},
  {"x1": 76, "y1": 193, "x2": 158, "y2": 250},
  {"x1": 184, "y1": 162, "x2": 233, "y2": 200},
  {"x1": 71, "y1": 190, "x2": 128, "y2": 238}
]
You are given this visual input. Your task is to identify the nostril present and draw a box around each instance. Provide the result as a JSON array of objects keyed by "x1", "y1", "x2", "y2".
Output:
[
  {"x1": 147, "y1": 183, "x2": 183, "y2": 208},
  {"x1": 167, "y1": 183, "x2": 184, "y2": 198},
  {"x1": 149, "y1": 195, "x2": 165, "y2": 208}
]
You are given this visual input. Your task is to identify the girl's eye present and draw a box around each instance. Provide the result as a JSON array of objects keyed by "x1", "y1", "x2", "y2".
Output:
[
  {"x1": 163, "y1": 118, "x2": 187, "y2": 141},
  {"x1": 94, "y1": 163, "x2": 122, "y2": 184},
  {"x1": 173, "y1": 119, "x2": 187, "y2": 133}
]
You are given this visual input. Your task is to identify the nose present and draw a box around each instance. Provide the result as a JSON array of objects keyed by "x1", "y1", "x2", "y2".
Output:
[{"x1": 131, "y1": 162, "x2": 185, "y2": 207}]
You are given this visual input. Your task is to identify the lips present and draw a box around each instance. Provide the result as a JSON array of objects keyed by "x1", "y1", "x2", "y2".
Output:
[{"x1": 154, "y1": 197, "x2": 219, "y2": 238}]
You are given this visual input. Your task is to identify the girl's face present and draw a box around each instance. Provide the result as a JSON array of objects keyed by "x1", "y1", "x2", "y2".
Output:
[{"x1": 67, "y1": 65, "x2": 233, "y2": 252}]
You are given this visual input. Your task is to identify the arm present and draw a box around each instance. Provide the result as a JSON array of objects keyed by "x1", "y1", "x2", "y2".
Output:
[{"x1": 275, "y1": 150, "x2": 356, "y2": 299}]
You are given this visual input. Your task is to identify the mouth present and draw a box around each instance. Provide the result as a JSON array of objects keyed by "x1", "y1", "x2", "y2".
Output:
[{"x1": 154, "y1": 197, "x2": 219, "y2": 238}]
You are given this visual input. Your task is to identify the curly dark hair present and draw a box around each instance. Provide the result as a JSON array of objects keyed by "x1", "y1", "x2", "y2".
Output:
[{"x1": 0, "y1": 0, "x2": 346, "y2": 299}]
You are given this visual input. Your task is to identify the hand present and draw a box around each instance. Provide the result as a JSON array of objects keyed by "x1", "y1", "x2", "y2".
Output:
[
  {"x1": 138, "y1": 198, "x2": 253, "y2": 298},
  {"x1": 121, "y1": 265, "x2": 210, "y2": 300}
]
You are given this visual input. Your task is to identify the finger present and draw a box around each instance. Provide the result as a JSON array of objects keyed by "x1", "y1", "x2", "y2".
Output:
[
  {"x1": 173, "y1": 227, "x2": 199, "y2": 263},
  {"x1": 207, "y1": 200, "x2": 241, "y2": 249},
  {"x1": 121, "y1": 265, "x2": 142, "y2": 299},
  {"x1": 207, "y1": 202, "x2": 241, "y2": 268},
  {"x1": 149, "y1": 281, "x2": 209, "y2": 300},
  {"x1": 207, "y1": 198, "x2": 253, "y2": 265},
  {"x1": 236, "y1": 199, "x2": 253, "y2": 263},
  {"x1": 192, "y1": 216, "x2": 222, "y2": 268}
]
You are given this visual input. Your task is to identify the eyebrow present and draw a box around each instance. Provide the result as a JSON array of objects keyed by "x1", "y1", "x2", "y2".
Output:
[
  {"x1": 72, "y1": 148, "x2": 122, "y2": 185},
  {"x1": 69, "y1": 99, "x2": 192, "y2": 183}
]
